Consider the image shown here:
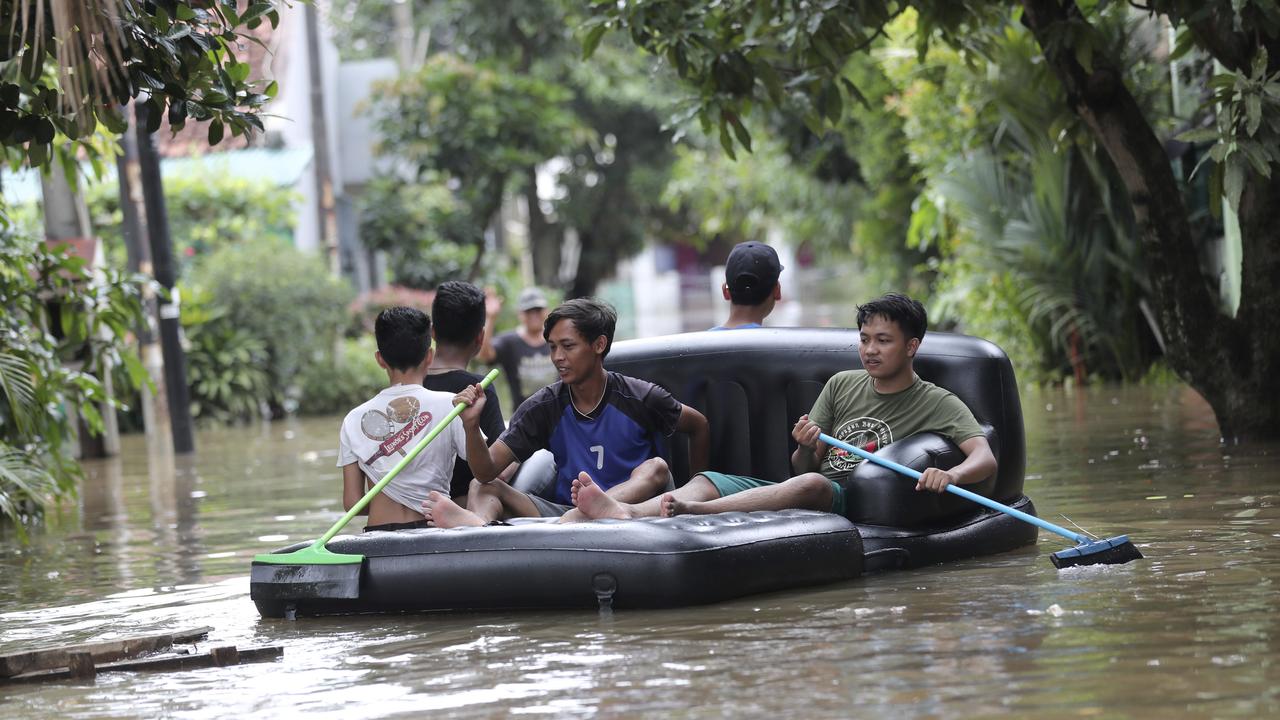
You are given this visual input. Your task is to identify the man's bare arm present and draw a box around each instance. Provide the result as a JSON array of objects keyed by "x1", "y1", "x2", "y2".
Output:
[
  {"x1": 675, "y1": 404, "x2": 710, "y2": 475},
  {"x1": 790, "y1": 414, "x2": 828, "y2": 474},
  {"x1": 915, "y1": 435, "x2": 998, "y2": 493},
  {"x1": 455, "y1": 383, "x2": 516, "y2": 482},
  {"x1": 341, "y1": 463, "x2": 370, "y2": 515},
  {"x1": 476, "y1": 290, "x2": 501, "y2": 364}
]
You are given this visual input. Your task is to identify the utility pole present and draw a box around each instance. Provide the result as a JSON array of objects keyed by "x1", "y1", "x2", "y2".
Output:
[
  {"x1": 116, "y1": 107, "x2": 163, "y2": 443},
  {"x1": 304, "y1": 2, "x2": 341, "y2": 276},
  {"x1": 135, "y1": 101, "x2": 195, "y2": 454}
]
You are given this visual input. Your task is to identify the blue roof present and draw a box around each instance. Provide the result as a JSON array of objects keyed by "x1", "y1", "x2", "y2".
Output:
[{"x1": 0, "y1": 146, "x2": 314, "y2": 206}]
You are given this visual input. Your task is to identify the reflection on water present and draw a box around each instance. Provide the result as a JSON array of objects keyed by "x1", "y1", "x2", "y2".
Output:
[{"x1": 1, "y1": 386, "x2": 1278, "y2": 718}]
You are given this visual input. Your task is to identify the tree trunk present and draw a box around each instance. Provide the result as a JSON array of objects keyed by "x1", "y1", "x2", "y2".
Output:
[
  {"x1": 1022, "y1": 0, "x2": 1280, "y2": 441},
  {"x1": 525, "y1": 165, "x2": 561, "y2": 287},
  {"x1": 466, "y1": 172, "x2": 507, "y2": 282}
]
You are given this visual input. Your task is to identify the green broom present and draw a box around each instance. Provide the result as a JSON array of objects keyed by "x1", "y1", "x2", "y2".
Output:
[{"x1": 251, "y1": 369, "x2": 498, "y2": 602}]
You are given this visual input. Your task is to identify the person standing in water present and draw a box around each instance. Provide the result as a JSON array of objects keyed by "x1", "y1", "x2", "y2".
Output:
[
  {"x1": 710, "y1": 241, "x2": 783, "y2": 330},
  {"x1": 478, "y1": 286, "x2": 558, "y2": 409}
]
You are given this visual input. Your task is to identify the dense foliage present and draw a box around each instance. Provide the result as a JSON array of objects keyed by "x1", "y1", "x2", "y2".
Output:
[
  {"x1": 336, "y1": 0, "x2": 686, "y2": 296},
  {"x1": 365, "y1": 54, "x2": 582, "y2": 282},
  {"x1": 592, "y1": 0, "x2": 1280, "y2": 439},
  {"x1": 0, "y1": 0, "x2": 278, "y2": 172},
  {"x1": 0, "y1": 227, "x2": 149, "y2": 536},
  {"x1": 0, "y1": 0, "x2": 280, "y2": 532}
]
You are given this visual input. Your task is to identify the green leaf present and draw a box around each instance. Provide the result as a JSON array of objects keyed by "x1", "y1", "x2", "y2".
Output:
[
  {"x1": 1245, "y1": 94, "x2": 1262, "y2": 135},
  {"x1": 240, "y1": 2, "x2": 273, "y2": 26},
  {"x1": 208, "y1": 118, "x2": 224, "y2": 145},
  {"x1": 264, "y1": 80, "x2": 278, "y2": 98},
  {"x1": 144, "y1": 97, "x2": 164, "y2": 133},
  {"x1": 1238, "y1": 140, "x2": 1273, "y2": 178},
  {"x1": 1176, "y1": 127, "x2": 1222, "y2": 144},
  {"x1": 582, "y1": 24, "x2": 608, "y2": 59},
  {"x1": 1223, "y1": 157, "x2": 1245, "y2": 210},
  {"x1": 820, "y1": 81, "x2": 843, "y2": 122},
  {"x1": 1074, "y1": 38, "x2": 1094, "y2": 74},
  {"x1": 26, "y1": 141, "x2": 47, "y2": 166},
  {"x1": 726, "y1": 113, "x2": 752, "y2": 152},
  {"x1": 718, "y1": 120, "x2": 737, "y2": 160}
]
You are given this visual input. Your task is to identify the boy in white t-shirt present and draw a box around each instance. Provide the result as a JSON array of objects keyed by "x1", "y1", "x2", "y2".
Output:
[{"x1": 338, "y1": 306, "x2": 468, "y2": 531}]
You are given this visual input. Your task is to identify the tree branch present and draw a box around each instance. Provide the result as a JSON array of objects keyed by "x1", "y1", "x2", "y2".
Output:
[
  {"x1": 1180, "y1": 5, "x2": 1253, "y2": 73},
  {"x1": 1020, "y1": 0, "x2": 1226, "y2": 389}
]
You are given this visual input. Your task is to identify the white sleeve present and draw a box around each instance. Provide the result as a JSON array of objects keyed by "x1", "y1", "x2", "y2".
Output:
[
  {"x1": 337, "y1": 418, "x2": 359, "y2": 467},
  {"x1": 453, "y1": 416, "x2": 467, "y2": 460}
]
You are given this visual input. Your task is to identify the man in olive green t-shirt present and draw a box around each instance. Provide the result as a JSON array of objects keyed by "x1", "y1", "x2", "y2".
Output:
[{"x1": 570, "y1": 292, "x2": 998, "y2": 521}]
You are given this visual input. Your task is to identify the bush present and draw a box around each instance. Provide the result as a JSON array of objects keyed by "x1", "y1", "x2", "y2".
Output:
[
  {"x1": 181, "y1": 287, "x2": 273, "y2": 423},
  {"x1": 182, "y1": 242, "x2": 354, "y2": 419},
  {"x1": 347, "y1": 285, "x2": 435, "y2": 339},
  {"x1": 296, "y1": 336, "x2": 387, "y2": 416}
]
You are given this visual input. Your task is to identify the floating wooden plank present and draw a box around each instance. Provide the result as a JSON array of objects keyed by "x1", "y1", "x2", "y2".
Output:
[
  {"x1": 0, "y1": 627, "x2": 211, "y2": 678},
  {"x1": 1, "y1": 645, "x2": 283, "y2": 684}
]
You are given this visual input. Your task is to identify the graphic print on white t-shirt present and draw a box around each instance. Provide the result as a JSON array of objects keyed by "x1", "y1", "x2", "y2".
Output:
[
  {"x1": 337, "y1": 385, "x2": 465, "y2": 513},
  {"x1": 359, "y1": 396, "x2": 433, "y2": 465}
]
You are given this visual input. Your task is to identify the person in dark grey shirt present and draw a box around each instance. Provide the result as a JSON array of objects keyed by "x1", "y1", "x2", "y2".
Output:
[{"x1": 478, "y1": 286, "x2": 558, "y2": 408}]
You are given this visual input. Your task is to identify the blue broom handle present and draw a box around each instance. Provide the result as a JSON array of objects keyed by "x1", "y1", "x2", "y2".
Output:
[{"x1": 817, "y1": 432, "x2": 1086, "y2": 544}]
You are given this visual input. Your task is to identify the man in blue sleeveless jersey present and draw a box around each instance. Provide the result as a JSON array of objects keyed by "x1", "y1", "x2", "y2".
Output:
[{"x1": 423, "y1": 297, "x2": 710, "y2": 527}]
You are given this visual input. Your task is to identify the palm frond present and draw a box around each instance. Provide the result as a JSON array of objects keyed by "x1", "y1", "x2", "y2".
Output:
[
  {"x1": 10, "y1": 0, "x2": 128, "y2": 117},
  {"x1": 0, "y1": 351, "x2": 36, "y2": 434}
]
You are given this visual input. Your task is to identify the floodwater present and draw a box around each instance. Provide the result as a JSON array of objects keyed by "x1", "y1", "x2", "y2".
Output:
[{"x1": 1, "y1": 384, "x2": 1277, "y2": 718}]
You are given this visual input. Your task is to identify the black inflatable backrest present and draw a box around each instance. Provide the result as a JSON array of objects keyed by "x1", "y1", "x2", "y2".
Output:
[{"x1": 605, "y1": 327, "x2": 1026, "y2": 503}]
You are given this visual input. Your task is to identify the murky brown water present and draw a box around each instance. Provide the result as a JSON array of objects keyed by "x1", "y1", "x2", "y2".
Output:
[{"x1": 2, "y1": 384, "x2": 1277, "y2": 718}]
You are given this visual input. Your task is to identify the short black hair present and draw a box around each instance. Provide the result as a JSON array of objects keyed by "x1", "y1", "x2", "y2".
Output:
[
  {"x1": 431, "y1": 281, "x2": 486, "y2": 345},
  {"x1": 543, "y1": 297, "x2": 618, "y2": 358},
  {"x1": 855, "y1": 292, "x2": 927, "y2": 341},
  {"x1": 374, "y1": 306, "x2": 432, "y2": 371}
]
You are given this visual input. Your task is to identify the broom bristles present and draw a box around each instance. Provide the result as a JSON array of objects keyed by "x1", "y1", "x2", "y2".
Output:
[{"x1": 1051, "y1": 535, "x2": 1143, "y2": 568}]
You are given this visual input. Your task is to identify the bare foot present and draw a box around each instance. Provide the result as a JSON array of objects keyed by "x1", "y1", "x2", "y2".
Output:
[
  {"x1": 570, "y1": 473, "x2": 589, "y2": 507},
  {"x1": 421, "y1": 491, "x2": 485, "y2": 528},
  {"x1": 661, "y1": 493, "x2": 701, "y2": 518},
  {"x1": 572, "y1": 472, "x2": 637, "y2": 520}
]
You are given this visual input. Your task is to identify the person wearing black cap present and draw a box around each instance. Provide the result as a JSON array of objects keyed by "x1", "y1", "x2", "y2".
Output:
[
  {"x1": 711, "y1": 241, "x2": 783, "y2": 330},
  {"x1": 478, "y1": 286, "x2": 558, "y2": 409}
]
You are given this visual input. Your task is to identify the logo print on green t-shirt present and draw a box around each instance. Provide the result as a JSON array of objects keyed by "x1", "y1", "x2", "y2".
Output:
[{"x1": 825, "y1": 416, "x2": 893, "y2": 473}]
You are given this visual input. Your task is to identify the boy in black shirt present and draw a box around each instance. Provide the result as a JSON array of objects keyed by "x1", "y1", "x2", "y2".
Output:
[{"x1": 424, "y1": 281, "x2": 507, "y2": 498}]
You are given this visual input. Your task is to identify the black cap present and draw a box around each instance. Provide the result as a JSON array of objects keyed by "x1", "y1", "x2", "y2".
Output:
[{"x1": 725, "y1": 242, "x2": 782, "y2": 305}]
